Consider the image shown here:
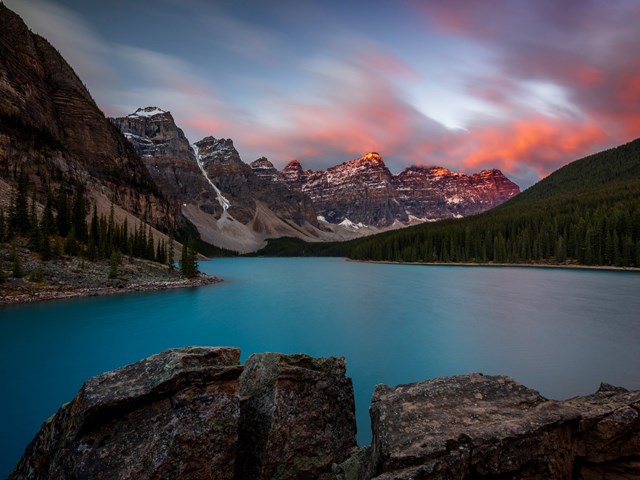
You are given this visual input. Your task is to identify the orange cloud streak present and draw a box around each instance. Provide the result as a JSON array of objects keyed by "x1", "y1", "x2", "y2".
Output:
[{"x1": 459, "y1": 118, "x2": 607, "y2": 176}]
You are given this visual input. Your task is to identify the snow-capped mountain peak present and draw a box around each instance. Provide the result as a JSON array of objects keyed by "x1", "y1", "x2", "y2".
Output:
[{"x1": 127, "y1": 106, "x2": 167, "y2": 118}]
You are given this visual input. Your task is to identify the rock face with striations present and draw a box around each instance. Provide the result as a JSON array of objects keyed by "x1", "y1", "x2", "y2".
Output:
[
  {"x1": 364, "y1": 373, "x2": 640, "y2": 479},
  {"x1": 284, "y1": 153, "x2": 406, "y2": 226},
  {"x1": 0, "y1": 5, "x2": 176, "y2": 231},
  {"x1": 10, "y1": 347, "x2": 357, "y2": 480},
  {"x1": 395, "y1": 166, "x2": 521, "y2": 220},
  {"x1": 235, "y1": 353, "x2": 357, "y2": 480},
  {"x1": 109, "y1": 107, "x2": 210, "y2": 205},
  {"x1": 111, "y1": 115, "x2": 320, "y2": 251}
]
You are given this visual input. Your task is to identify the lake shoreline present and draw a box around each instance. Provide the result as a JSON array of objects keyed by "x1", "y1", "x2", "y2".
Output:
[
  {"x1": 348, "y1": 259, "x2": 640, "y2": 272},
  {"x1": 0, "y1": 243, "x2": 223, "y2": 307},
  {"x1": 0, "y1": 274, "x2": 222, "y2": 306}
]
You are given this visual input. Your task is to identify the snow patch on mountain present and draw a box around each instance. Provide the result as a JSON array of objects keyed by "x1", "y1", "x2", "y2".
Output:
[
  {"x1": 193, "y1": 143, "x2": 231, "y2": 213},
  {"x1": 127, "y1": 107, "x2": 166, "y2": 118},
  {"x1": 339, "y1": 218, "x2": 367, "y2": 229}
]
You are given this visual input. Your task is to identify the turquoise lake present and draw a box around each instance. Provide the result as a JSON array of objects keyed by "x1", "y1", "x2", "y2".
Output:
[{"x1": 2, "y1": 257, "x2": 640, "y2": 476}]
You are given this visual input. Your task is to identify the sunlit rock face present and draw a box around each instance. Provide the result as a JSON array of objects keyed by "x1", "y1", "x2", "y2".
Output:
[
  {"x1": 284, "y1": 153, "x2": 520, "y2": 227},
  {"x1": 283, "y1": 152, "x2": 405, "y2": 226},
  {"x1": 394, "y1": 166, "x2": 521, "y2": 220}
]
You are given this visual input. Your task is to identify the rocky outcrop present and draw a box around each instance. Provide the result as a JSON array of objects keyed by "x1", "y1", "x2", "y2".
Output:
[
  {"x1": 0, "y1": 5, "x2": 176, "y2": 231},
  {"x1": 11, "y1": 351, "x2": 640, "y2": 480},
  {"x1": 366, "y1": 373, "x2": 640, "y2": 479},
  {"x1": 250, "y1": 157, "x2": 282, "y2": 183},
  {"x1": 235, "y1": 353, "x2": 356, "y2": 480},
  {"x1": 10, "y1": 348, "x2": 357, "y2": 480}
]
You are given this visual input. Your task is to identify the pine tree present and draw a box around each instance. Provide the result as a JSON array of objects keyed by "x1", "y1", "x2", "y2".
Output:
[
  {"x1": 108, "y1": 250, "x2": 121, "y2": 279},
  {"x1": 28, "y1": 193, "x2": 41, "y2": 250},
  {"x1": 11, "y1": 244, "x2": 23, "y2": 278},
  {"x1": 72, "y1": 187, "x2": 88, "y2": 241},
  {"x1": 64, "y1": 227, "x2": 78, "y2": 255},
  {"x1": 108, "y1": 203, "x2": 115, "y2": 243},
  {"x1": 180, "y1": 237, "x2": 199, "y2": 278},
  {"x1": 40, "y1": 233, "x2": 52, "y2": 261},
  {"x1": 10, "y1": 174, "x2": 30, "y2": 235},
  {"x1": 89, "y1": 205, "x2": 99, "y2": 243},
  {"x1": 56, "y1": 186, "x2": 71, "y2": 237},
  {"x1": 146, "y1": 227, "x2": 154, "y2": 260},
  {"x1": 41, "y1": 193, "x2": 55, "y2": 236},
  {"x1": 168, "y1": 233, "x2": 175, "y2": 269}
]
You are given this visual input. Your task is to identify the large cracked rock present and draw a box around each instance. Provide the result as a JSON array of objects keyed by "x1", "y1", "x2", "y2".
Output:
[
  {"x1": 10, "y1": 348, "x2": 357, "y2": 480},
  {"x1": 235, "y1": 353, "x2": 357, "y2": 480},
  {"x1": 367, "y1": 373, "x2": 640, "y2": 479}
]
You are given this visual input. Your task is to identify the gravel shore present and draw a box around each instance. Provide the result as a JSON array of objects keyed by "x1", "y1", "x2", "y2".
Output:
[{"x1": 0, "y1": 244, "x2": 221, "y2": 306}]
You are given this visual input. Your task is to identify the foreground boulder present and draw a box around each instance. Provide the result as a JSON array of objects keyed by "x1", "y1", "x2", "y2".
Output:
[
  {"x1": 12, "y1": 351, "x2": 640, "y2": 480},
  {"x1": 367, "y1": 373, "x2": 640, "y2": 479},
  {"x1": 10, "y1": 347, "x2": 356, "y2": 480},
  {"x1": 235, "y1": 353, "x2": 357, "y2": 480}
]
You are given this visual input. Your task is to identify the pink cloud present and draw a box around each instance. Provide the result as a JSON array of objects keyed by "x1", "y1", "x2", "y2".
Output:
[{"x1": 438, "y1": 117, "x2": 608, "y2": 177}]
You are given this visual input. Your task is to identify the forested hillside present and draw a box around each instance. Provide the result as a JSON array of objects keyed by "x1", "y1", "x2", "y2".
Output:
[{"x1": 348, "y1": 138, "x2": 640, "y2": 266}]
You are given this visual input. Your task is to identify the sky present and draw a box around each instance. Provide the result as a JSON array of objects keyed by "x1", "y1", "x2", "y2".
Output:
[{"x1": 5, "y1": 0, "x2": 640, "y2": 188}]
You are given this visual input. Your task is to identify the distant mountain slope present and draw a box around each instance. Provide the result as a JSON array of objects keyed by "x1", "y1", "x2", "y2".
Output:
[
  {"x1": 348, "y1": 138, "x2": 640, "y2": 266},
  {"x1": 0, "y1": 4, "x2": 176, "y2": 232},
  {"x1": 495, "y1": 138, "x2": 640, "y2": 207}
]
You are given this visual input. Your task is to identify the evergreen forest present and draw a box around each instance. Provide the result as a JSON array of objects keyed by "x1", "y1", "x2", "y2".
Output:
[
  {"x1": 0, "y1": 175, "x2": 201, "y2": 278},
  {"x1": 349, "y1": 138, "x2": 640, "y2": 266}
]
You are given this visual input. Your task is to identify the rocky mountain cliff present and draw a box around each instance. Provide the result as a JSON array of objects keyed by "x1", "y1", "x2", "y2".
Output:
[
  {"x1": 284, "y1": 153, "x2": 407, "y2": 226},
  {"x1": 0, "y1": 5, "x2": 176, "y2": 231},
  {"x1": 112, "y1": 110, "x2": 322, "y2": 252},
  {"x1": 284, "y1": 153, "x2": 520, "y2": 227},
  {"x1": 11, "y1": 348, "x2": 640, "y2": 480},
  {"x1": 109, "y1": 107, "x2": 209, "y2": 206},
  {"x1": 395, "y1": 166, "x2": 520, "y2": 220}
]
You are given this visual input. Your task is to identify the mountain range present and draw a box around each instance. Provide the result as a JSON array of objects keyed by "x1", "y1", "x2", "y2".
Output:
[{"x1": 111, "y1": 107, "x2": 519, "y2": 252}]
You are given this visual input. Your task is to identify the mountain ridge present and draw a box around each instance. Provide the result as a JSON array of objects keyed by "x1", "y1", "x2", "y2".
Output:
[{"x1": 112, "y1": 107, "x2": 520, "y2": 252}]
